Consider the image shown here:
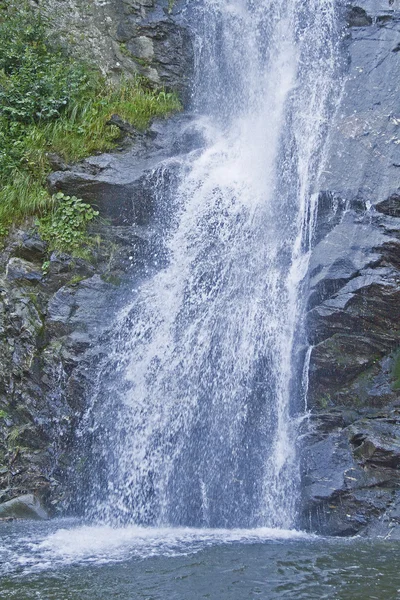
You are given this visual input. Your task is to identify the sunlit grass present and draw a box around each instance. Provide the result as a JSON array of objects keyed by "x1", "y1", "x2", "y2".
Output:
[{"x1": 34, "y1": 79, "x2": 181, "y2": 163}]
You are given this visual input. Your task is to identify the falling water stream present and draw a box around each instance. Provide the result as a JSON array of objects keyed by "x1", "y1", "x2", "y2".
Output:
[
  {"x1": 6, "y1": 2, "x2": 395, "y2": 598},
  {"x1": 79, "y1": 0, "x2": 341, "y2": 529}
]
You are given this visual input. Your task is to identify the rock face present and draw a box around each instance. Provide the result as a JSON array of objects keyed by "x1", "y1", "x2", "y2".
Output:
[
  {"x1": 0, "y1": 225, "x2": 146, "y2": 510},
  {"x1": 33, "y1": 0, "x2": 193, "y2": 99},
  {"x1": 301, "y1": 0, "x2": 400, "y2": 538}
]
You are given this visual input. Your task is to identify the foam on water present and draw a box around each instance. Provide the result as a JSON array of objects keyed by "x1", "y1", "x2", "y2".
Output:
[{"x1": 0, "y1": 522, "x2": 314, "y2": 576}]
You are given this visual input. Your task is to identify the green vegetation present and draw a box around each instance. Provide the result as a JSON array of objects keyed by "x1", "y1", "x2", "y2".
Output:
[
  {"x1": 37, "y1": 192, "x2": 99, "y2": 254},
  {"x1": 67, "y1": 274, "x2": 87, "y2": 287},
  {"x1": 317, "y1": 395, "x2": 330, "y2": 409},
  {"x1": 0, "y1": 1, "x2": 181, "y2": 245}
]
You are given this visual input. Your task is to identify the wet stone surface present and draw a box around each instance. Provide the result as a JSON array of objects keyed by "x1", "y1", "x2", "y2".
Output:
[{"x1": 302, "y1": 0, "x2": 400, "y2": 537}]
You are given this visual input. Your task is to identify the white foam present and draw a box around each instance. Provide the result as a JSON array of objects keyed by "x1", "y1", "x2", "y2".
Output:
[{"x1": 3, "y1": 523, "x2": 314, "y2": 575}]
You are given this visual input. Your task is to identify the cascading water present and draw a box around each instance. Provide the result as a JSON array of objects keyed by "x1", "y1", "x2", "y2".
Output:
[{"x1": 80, "y1": 0, "x2": 341, "y2": 529}]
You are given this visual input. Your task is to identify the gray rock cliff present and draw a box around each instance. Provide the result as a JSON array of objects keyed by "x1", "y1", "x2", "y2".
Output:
[
  {"x1": 301, "y1": 0, "x2": 400, "y2": 538},
  {"x1": 33, "y1": 0, "x2": 193, "y2": 99}
]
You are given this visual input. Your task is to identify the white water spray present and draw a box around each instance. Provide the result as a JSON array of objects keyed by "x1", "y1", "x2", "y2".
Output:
[{"x1": 81, "y1": 0, "x2": 341, "y2": 529}]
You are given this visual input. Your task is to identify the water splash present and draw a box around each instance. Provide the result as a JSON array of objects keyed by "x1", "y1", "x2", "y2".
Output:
[
  {"x1": 80, "y1": 0, "x2": 341, "y2": 528},
  {"x1": 0, "y1": 521, "x2": 313, "y2": 577}
]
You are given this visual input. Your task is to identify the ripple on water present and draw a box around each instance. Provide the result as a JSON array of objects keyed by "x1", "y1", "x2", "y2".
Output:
[{"x1": 1, "y1": 522, "x2": 400, "y2": 600}]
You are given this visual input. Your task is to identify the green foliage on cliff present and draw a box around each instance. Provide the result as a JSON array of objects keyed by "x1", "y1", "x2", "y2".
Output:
[
  {"x1": 0, "y1": 4, "x2": 88, "y2": 124},
  {"x1": 37, "y1": 192, "x2": 99, "y2": 254},
  {"x1": 0, "y1": 1, "x2": 181, "y2": 240}
]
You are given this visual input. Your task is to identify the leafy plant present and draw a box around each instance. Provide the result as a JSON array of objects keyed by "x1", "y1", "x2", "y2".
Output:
[
  {"x1": 0, "y1": 1, "x2": 182, "y2": 238},
  {"x1": 0, "y1": 2, "x2": 88, "y2": 124},
  {"x1": 318, "y1": 395, "x2": 330, "y2": 409},
  {"x1": 41, "y1": 260, "x2": 50, "y2": 275},
  {"x1": 37, "y1": 192, "x2": 99, "y2": 254}
]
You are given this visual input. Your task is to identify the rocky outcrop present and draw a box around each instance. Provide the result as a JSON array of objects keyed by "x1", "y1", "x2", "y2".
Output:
[
  {"x1": 47, "y1": 115, "x2": 202, "y2": 225},
  {"x1": 0, "y1": 224, "x2": 147, "y2": 511},
  {"x1": 33, "y1": 0, "x2": 193, "y2": 99},
  {"x1": 0, "y1": 493, "x2": 49, "y2": 520},
  {"x1": 307, "y1": 196, "x2": 400, "y2": 409},
  {"x1": 301, "y1": 0, "x2": 400, "y2": 537}
]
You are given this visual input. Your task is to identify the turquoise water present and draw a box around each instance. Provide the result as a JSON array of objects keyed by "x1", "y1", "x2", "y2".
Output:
[{"x1": 1, "y1": 520, "x2": 399, "y2": 599}]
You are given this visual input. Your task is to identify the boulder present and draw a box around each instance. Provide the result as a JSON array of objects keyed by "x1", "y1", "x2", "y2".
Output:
[{"x1": 0, "y1": 494, "x2": 49, "y2": 520}]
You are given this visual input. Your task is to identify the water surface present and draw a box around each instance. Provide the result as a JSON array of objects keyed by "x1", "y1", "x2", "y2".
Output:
[{"x1": 1, "y1": 520, "x2": 399, "y2": 599}]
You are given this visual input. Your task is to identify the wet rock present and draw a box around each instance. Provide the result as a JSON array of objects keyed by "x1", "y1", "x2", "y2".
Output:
[
  {"x1": 0, "y1": 494, "x2": 49, "y2": 520},
  {"x1": 349, "y1": 417, "x2": 400, "y2": 469},
  {"x1": 47, "y1": 116, "x2": 193, "y2": 226},
  {"x1": 0, "y1": 219, "x2": 144, "y2": 511},
  {"x1": 320, "y1": 4, "x2": 400, "y2": 205},
  {"x1": 376, "y1": 192, "x2": 400, "y2": 218},
  {"x1": 301, "y1": 409, "x2": 400, "y2": 536},
  {"x1": 307, "y1": 206, "x2": 400, "y2": 406},
  {"x1": 346, "y1": 7, "x2": 372, "y2": 28},
  {"x1": 303, "y1": 0, "x2": 400, "y2": 537}
]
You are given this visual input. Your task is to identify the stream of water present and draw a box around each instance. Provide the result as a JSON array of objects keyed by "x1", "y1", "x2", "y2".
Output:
[{"x1": 78, "y1": 0, "x2": 341, "y2": 530}]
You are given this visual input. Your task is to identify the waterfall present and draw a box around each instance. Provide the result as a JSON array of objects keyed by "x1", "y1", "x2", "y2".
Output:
[{"x1": 81, "y1": 0, "x2": 341, "y2": 529}]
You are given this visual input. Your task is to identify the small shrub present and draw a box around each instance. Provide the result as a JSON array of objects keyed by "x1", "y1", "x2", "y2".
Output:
[
  {"x1": 0, "y1": 3, "x2": 88, "y2": 124},
  {"x1": 37, "y1": 192, "x2": 99, "y2": 254},
  {"x1": 41, "y1": 260, "x2": 50, "y2": 275}
]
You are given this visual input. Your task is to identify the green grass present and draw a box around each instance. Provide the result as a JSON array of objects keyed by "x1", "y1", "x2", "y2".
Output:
[{"x1": 0, "y1": 1, "x2": 182, "y2": 240}]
